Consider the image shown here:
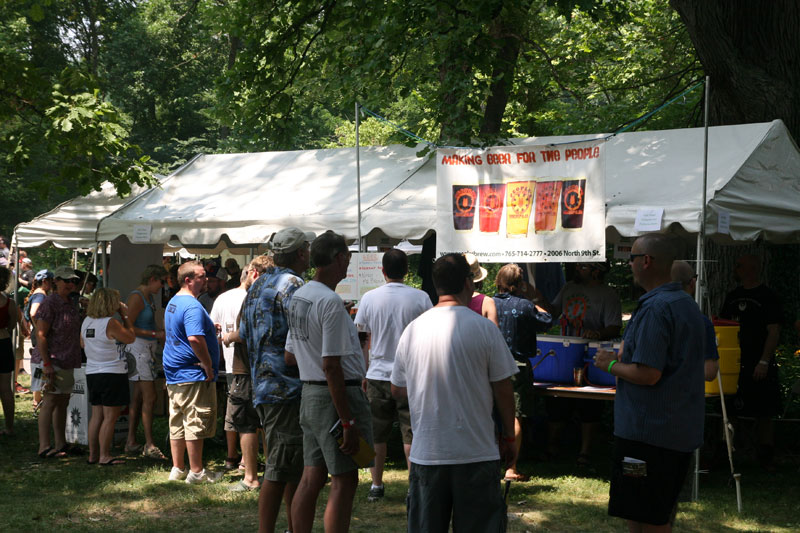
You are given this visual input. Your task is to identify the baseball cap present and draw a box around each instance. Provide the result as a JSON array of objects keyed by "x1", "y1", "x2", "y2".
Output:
[
  {"x1": 21, "y1": 258, "x2": 32, "y2": 265},
  {"x1": 268, "y1": 228, "x2": 316, "y2": 254},
  {"x1": 53, "y1": 265, "x2": 80, "y2": 280},
  {"x1": 34, "y1": 269, "x2": 54, "y2": 281},
  {"x1": 215, "y1": 268, "x2": 229, "y2": 282}
]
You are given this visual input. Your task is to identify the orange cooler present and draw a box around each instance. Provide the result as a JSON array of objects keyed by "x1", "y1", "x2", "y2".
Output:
[{"x1": 705, "y1": 320, "x2": 740, "y2": 395}]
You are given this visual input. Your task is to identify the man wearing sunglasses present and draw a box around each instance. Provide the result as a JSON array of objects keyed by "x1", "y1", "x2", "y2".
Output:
[
  {"x1": 31, "y1": 266, "x2": 83, "y2": 458},
  {"x1": 594, "y1": 233, "x2": 706, "y2": 531}
]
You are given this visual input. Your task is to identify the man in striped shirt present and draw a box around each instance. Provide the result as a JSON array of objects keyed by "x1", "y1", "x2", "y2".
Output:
[{"x1": 594, "y1": 233, "x2": 706, "y2": 532}]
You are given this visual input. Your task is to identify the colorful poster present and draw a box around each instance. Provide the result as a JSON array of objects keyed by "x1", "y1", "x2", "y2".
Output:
[{"x1": 436, "y1": 142, "x2": 605, "y2": 262}]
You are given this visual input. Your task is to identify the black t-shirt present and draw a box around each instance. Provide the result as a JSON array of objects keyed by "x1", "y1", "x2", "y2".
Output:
[{"x1": 720, "y1": 284, "x2": 782, "y2": 366}]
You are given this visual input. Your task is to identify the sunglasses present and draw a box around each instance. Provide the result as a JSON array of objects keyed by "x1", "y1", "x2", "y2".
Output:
[{"x1": 628, "y1": 253, "x2": 648, "y2": 263}]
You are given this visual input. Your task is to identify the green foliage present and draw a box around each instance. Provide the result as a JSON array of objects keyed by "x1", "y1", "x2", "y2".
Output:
[{"x1": 1, "y1": 1, "x2": 157, "y2": 203}]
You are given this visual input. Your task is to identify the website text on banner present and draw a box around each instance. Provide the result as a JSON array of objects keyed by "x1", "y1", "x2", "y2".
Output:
[{"x1": 436, "y1": 142, "x2": 606, "y2": 263}]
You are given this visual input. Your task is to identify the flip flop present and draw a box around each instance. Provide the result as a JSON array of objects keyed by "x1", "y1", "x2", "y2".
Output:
[
  {"x1": 229, "y1": 480, "x2": 259, "y2": 492},
  {"x1": 46, "y1": 448, "x2": 69, "y2": 459},
  {"x1": 100, "y1": 457, "x2": 126, "y2": 466},
  {"x1": 503, "y1": 472, "x2": 530, "y2": 482},
  {"x1": 38, "y1": 447, "x2": 53, "y2": 459}
]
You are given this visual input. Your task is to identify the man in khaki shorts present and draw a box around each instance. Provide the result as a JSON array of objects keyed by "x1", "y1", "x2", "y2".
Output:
[
  {"x1": 163, "y1": 261, "x2": 221, "y2": 484},
  {"x1": 354, "y1": 249, "x2": 431, "y2": 502}
]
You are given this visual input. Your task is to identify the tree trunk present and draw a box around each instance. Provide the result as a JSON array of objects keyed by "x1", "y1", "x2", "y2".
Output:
[
  {"x1": 480, "y1": 1, "x2": 531, "y2": 137},
  {"x1": 670, "y1": 0, "x2": 800, "y2": 141}
]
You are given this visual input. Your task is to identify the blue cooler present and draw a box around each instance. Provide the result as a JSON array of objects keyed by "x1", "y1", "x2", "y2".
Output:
[
  {"x1": 584, "y1": 342, "x2": 621, "y2": 387},
  {"x1": 529, "y1": 336, "x2": 588, "y2": 384}
]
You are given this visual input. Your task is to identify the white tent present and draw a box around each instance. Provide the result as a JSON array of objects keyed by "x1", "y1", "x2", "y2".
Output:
[
  {"x1": 13, "y1": 180, "x2": 153, "y2": 249},
  {"x1": 364, "y1": 119, "x2": 800, "y2": 244},
  {"x1": 88, "y1": 120, "x2": 800, "y2": 247},
  {"x1": 96, "y1": 145, "x2": 433, "y2": 247}
]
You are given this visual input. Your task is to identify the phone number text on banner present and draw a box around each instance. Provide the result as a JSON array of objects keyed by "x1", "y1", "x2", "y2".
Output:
[{"x1": 436, "y1": 142, "x2": 606, "y2": 263}]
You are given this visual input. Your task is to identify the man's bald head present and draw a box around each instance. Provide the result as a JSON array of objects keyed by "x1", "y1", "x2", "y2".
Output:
[
  {"x1": 635, "y1": 233, "x2": 677, "y2": 275},
  {"x1": 671, "y1": 260, "x2": 696, "y2": 295}
]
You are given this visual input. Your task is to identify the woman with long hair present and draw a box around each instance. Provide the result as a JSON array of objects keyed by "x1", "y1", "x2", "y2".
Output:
[
  {"x1": 124, "y1": 264, "x2": 168, "y2": 459},
  {"x1": 81, "y1": 288, "x2": 136, "y2": 465}
]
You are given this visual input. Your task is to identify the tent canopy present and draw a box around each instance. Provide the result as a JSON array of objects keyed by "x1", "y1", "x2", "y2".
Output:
[
  {"x1": 13, "y1": 180, "x2": 153, "y2": 249},
  {"x1": 83, "y1": 119, "x2": 800, "y2": 248},
  {"x1": 96, "y1": 145, "x2": 432, "y2": 247}
]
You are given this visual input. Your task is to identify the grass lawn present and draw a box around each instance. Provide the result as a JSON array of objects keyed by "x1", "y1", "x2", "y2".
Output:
[{"x1": 3, "y1": 374, "x2": 800, "y2": 532}]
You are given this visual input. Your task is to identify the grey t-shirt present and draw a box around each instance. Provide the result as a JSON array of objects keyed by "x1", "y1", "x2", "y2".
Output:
[{"x1": 552, "y1": 282, "x2": 621, "y2": 337}]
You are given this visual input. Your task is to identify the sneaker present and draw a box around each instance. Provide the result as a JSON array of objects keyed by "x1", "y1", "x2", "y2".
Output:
[
  {"x1": 15, "y1": 383, "x2": 30, "y2": 394},
  {"x1": 168, "y1": 466, "x2": 188, "y2": 481},
  {"x1": 367, "y1": 485, "x2": 385, "y2": 502},
  {"x1": 185, "y1": 468, "x2": 223, "y2": 484}
]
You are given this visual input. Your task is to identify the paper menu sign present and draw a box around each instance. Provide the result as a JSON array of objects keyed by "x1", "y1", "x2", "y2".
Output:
[
  {"x1": 717, "y1": 210, "x2": 730, "y2": 235},
  {"x1": 634, "y1": 208, "x2": 664, "y2": 232},
  {"x1": 132, "y1": 225, "x2": 152, "y2": 243}
]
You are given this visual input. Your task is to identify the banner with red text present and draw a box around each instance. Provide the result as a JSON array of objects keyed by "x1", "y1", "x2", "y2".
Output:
[{"x1": 436, "y1": 141, "x2": 605, "y2": 262}]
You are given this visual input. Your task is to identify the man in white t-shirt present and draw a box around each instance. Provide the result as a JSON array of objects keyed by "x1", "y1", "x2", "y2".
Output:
[
  {"x1": 210, "y1": 267, "x2": 248, "y2": 471},
  {"x1": 355, "y1": 248, "x2": 431, "y2": 502},
  {"x1": 391, "y1": 253, "x2": 518, "y2": 532},
  {"x1": 354, "y1": 248, "x2": 432, "y2": 502},
  {"x1": 285, "y1": 231, "x2": 373, "y2": 533}
]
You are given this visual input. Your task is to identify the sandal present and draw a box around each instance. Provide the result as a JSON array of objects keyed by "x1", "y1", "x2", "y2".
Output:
[
  {"x1": 143, "y1": 446, "x2": 167, "y2": 460},
  {"x1": 124, "y1": 443, "x2": 144, "y2": 454},
  {"x1": 100, "y1": 457, "x2": 126, "y2": 466},
  {"x1": 38, "y1": 446, "x2": 53, "y2": 459},
  {"x1": 60, "y1": 444, "x2": 85, "y2": 456}
]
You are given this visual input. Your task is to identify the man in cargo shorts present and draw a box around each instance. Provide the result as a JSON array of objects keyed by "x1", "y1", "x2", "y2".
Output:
[
  {"x1": 163, "y1": 261, "x2": 221, "y2": 484},
  {"x1": 286, "y1": 231, "x2": 373, "y2": 533},
  {"x1": 239, "y1": 228, "x2": 313, "y2": 532},
  {"x1": 594, "y1": 233, "x2": 706, "y2": 530},
  {"x1": 354, "y1": 248, "x2": 431, "y2": 502}
]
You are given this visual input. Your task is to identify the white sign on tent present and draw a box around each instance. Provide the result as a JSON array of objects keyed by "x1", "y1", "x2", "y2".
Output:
[{"x1": 436, "y1": 142, "x2": 606, "y2": 262}]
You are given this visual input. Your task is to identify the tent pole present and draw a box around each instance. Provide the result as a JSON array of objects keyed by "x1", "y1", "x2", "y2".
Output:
[
  {"x1": 691, "y1": 76, "x2": 711, "y2": 503},
  {"x1": 101, "y1": 241, "x2": 108, "y2": 288},
  {"x1": 93, "y1": 244, "x2": 98, "y2": 275},
  {"x1": 356, "y1": 102, "x2": 364, "y2": 252}
]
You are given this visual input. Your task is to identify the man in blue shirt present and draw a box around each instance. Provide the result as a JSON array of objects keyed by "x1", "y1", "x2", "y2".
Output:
[
  {"x1": 594, "y1": 233, "x2": 706, "y2": 531},
  {"x1": 164, "y1": 260, "x2": 221, "y2": 484},
  {"x1": 239, "y1": 227, "x2": 313, "y2": 533}
]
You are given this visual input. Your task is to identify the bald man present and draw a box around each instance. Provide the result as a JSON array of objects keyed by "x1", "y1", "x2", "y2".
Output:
[
  {"x1": 594, "y1": 234, "x2": 706, "y2": 532},
  {"x1": 670, "y1": 261, "x2": 719, "y2": 381},
  {"x1": 719, "y1": 254, "x2": 782, "y2": 471}
]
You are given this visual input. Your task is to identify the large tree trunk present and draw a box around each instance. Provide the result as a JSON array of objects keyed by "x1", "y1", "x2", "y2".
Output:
[
  {"x1": 670, "y1": 0, "x2": 800, "y2": 141},
  {"x1": 480, "y1": 1, "x2": 531, "y2": 137}
]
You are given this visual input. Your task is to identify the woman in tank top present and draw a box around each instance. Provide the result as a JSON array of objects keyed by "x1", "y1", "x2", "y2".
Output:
[
  {"x1": 464, "y1": 253, "x2": 498, "y2": 325},
  {"x1": 81, "y1": 288, "x2": 135, "y2": 465},
  {"x1": 124, "y1": 264, "x2": 168, "y2": 459},
  {"x1": 26, "y1": 270, "x2": 54, "y2": 411}
]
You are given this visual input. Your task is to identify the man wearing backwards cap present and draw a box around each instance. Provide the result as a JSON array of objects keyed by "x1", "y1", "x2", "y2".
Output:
[
  {"x1": 239, "y1": 227, "x2": 313, "y2": 532},
  {"x1": 31, "y1": 266, "x2": 83, "y2": 458}
]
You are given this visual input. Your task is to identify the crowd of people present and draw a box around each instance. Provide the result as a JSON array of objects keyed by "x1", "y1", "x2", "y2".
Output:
[{"x1": 0, "y1": 228, "x2": 795, "y2": 532}]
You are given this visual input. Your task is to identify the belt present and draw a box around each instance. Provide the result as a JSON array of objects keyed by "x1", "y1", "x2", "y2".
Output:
[{"x1": 304, "y1": 380, "x2": 361, "y2": 387}]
